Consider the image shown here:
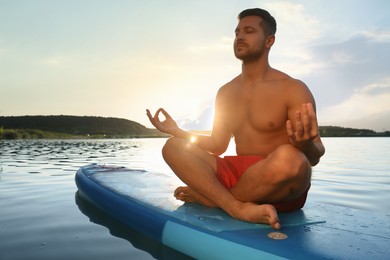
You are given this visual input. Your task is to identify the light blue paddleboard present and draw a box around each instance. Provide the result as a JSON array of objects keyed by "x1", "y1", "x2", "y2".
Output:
[{"x1": 75, "y1": 164, "x2": 390, "y2": 259}]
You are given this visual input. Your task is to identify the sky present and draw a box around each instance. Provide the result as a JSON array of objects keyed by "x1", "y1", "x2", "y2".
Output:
[{"x1": 1, "y1": 0, "x2": 389, "y2": 131}]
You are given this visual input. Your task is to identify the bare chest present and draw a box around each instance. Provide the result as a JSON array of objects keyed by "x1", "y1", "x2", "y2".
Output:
[{"x1": 228, "y1": 88, "x2": 287, "y2": 130}]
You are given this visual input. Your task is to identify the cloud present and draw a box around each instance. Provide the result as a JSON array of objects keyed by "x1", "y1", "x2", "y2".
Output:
[
  {"x1": 265, "y1": 1, "x2": 321, "y2": 41},
  {"x1": 319, "y1": 78, "x2": 390, "y2": 131},
  {"x1": 188, "y1": 36, "x2": 232, "y2": 54},
  {"x1": 264, "y1": 2, "x2": 324, "y2": 77},
  {"x1": 305, "y1": 29, "x2": 390, "y2": 131},
  {"x1": 179, "y1": 105, "x2": 214, "y2": 130},
  {"x1": 304, "y1": 29, "x2": 390, "y2": 109},
  {"x1": 359, "y1": 29, "x2": 390, "y2": 42}
]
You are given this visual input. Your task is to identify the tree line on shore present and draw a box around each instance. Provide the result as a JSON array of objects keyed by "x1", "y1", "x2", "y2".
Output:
[
  {"x1": 0, "y1": 115, "x2": 167, "y2": 139},
  {"x1": 0, "y1": 115, "x2": 389, "y2": 140}
]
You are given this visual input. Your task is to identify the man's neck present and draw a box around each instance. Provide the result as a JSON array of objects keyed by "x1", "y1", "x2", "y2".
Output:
[{"x1": 241, "y1": 57, "x2": 272, "y2": 81}]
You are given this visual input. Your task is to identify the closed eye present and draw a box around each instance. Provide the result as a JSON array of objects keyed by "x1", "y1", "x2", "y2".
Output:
[{"x1": 235, "y1": 26, "x2": 256, "y2": 36}]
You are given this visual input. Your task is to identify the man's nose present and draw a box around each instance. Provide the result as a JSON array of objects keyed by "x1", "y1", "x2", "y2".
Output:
[{"x1": 236, "y1": 32, "x2": 244, "y2": 41}]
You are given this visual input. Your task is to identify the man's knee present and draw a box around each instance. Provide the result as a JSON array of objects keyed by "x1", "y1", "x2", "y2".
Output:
[
  {"x1": 162, "y1": 137, "x2": 194, "y2": 161},
  {"x1": 273, "y1": 144, "x2": 311, "y2": 182},
  {"x1": 162, "y1": 137, "x2": 181, "y2": 161}
]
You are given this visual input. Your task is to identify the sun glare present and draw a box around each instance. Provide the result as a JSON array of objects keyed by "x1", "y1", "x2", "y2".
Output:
[{"x1": 190, "y1": 136, "x2": 197, "y2": 143}]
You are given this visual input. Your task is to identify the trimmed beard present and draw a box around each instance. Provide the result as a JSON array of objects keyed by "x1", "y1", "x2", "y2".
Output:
[{"x1": 234, "y1": 46, "x2": 264, "y2": 63}]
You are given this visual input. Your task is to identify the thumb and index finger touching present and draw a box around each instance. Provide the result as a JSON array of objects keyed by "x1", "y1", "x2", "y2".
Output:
[
  {"x1": 146, "y1": 108, "x2": 171, "y2": 119},
  {"x1": 146, "y1": 108, "x2": 173, "y2": 128}
]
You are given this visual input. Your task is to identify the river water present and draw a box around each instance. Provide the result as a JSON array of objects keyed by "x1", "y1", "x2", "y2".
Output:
[{"x1": 0, "y1": 137, "x2": 389, "y2": 259}]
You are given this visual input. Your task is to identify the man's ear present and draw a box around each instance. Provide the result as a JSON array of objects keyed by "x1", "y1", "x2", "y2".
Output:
[{"x1": 266, "y1": 35, "x2": 275, "y2": 48}]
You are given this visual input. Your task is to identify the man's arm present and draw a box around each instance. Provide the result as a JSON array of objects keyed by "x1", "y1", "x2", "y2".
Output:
[
  {"x1": 146, "y1": 108, "x2": 230, "y2": 155},
  {"x1": 300, "y1": 137, "x2": 325, "y2": 166}
]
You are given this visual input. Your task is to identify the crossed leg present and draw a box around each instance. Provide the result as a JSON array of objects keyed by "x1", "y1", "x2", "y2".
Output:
[
  {"x1": 162, "y1": 137, "x2": 311, "y2": 229},
  {"x1": 230, "y1": 144, "x2": 312, "y2": 204}
]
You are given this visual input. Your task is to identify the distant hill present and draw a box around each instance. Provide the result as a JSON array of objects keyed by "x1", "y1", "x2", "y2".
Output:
[
  {"x1": 0, "y1": 115, "x2": 167, "y2": 139},
  {"x1": 318, "y1": 126, "x2": 389, "y2": 137}
]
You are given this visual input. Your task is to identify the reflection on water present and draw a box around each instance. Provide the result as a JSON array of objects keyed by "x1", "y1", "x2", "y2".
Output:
[
  {"x1": 75, "y1": 191, "x2": 192, "y2": 260},
  {"x1": 1, "y1": 139, "x2": 145, "y2": 171},
  {"x1": 0, "y1": 139, "x2": 168, "y2": 260},
  {"x1": 0, "y1": 138, "x2": 389, "y2": 259}
]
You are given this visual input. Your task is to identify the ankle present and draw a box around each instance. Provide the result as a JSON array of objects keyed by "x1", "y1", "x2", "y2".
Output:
[{"x1": 225, "y1": 200, "x2": 246, "y2": 220}]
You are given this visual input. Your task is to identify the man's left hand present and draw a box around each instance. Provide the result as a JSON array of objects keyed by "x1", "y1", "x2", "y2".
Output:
[{"x1": 286, "y1": 103, "x2": 319, "y2": 151}]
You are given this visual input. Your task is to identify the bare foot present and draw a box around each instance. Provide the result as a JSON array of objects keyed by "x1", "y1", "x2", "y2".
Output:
[
  {"x1": 174, "y1": 186, "x2": 216, "y2": 207},
  {"x1": 231, "y1": 202, "x2": 281, "y2": 230},
  {"x1": 175, "y1": 187, "x2": 281, "y2": 229}
]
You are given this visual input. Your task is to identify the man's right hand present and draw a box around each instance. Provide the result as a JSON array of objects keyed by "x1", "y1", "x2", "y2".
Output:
[{"x1": 146, "y1": 108, "x2": 180, "y2": 135}]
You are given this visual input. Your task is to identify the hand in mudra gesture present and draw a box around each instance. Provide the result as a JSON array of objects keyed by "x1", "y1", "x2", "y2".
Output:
[
  {"x1": 146, "y1": 108, "x2": 179, "y2": 135},
  {"x1": 286, "y1": 103, "x2": 319, "y2": 150}
]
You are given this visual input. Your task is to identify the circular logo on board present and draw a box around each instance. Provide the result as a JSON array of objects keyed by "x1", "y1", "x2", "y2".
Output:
[{"x1": 268, "y1": 232, "x2": 288, "y2": 240}]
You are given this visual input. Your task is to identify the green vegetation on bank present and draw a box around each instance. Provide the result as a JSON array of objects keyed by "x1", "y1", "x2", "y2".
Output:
[
  {"x1": 0, "y1": 115, "x2": 389, "y2": 140},
  {"x1": 319, "y1": 126, "x2": 390, "y2": 137},
  {"x1": 0, "y1": 115, "x2": 167, "y2": 140},
  {"x1": 0, "y1": 128, "x2": 80, "y2": 139}
]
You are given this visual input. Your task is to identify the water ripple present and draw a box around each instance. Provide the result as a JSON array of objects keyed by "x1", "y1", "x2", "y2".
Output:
[{"x1": 0, "y1": 137, "x2": 389, "y2": 259}]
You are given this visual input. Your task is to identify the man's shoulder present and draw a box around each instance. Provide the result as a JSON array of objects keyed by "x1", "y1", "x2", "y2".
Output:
[
  {"x1": 275, "y1": 71, "x2": 314, "y2": 102},
  {"x1": 218, "y1": 76, "x2": 240, "y2": 93},
  {"x1": 272, "y1": 69, "x2": 304, "y2": 84},
  {"x1": 272, "y1": 70, "x2": 309, "y2": 92}
]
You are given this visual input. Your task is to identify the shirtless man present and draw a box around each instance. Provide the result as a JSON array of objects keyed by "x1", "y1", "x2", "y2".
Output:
[{"x1": 147, "y1": 8, "x2": 325, "y2": 229}]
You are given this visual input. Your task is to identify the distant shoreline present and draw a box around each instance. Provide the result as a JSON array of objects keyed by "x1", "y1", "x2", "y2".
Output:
[
  {"x1": 1, "y1": 127, "x2": 389, "y2": 140},
  {"x1": 0, "y1": 128, "x2": 169, "y2": 140},
  {"x1": 0, "y1": 115, "x2": 389, "y2": 140}
]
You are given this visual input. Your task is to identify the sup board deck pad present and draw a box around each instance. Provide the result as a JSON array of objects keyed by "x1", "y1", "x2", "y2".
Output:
[{"x1": 76, "y1": 164, "x2": 390, "y2": 259}]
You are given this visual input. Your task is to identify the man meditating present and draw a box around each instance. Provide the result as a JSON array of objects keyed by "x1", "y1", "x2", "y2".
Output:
[{"x1": 147, "y1": 8, "x2": 325, "y2": 229}]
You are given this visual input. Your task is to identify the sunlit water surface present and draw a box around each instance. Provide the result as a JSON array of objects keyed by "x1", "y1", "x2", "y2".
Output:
[{"x1": 0, "y1": 138, "x2": 389, "y2": 259}]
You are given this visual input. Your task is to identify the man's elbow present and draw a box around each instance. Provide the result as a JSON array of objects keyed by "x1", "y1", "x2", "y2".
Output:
[
  {"x1": 210, "y1": 144, "x2": 228, "y2": 156},
  {"x1": 310, "y1": 158, "x2": 320, "y2": 166},
  {"x1": 210, "y1": 148, "x2": 226, "y2": 156},
  {"x1": 310, "y1": 147, "x2": 325, "y2": 166}
]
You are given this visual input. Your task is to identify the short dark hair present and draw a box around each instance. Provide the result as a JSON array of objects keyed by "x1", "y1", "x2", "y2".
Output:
[{"x1": 238, "y1": 8, "x2": 277, "y2": 36}]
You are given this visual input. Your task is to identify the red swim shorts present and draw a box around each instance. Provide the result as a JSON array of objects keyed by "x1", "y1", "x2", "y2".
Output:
[{"x1": 215, "y1": 155, "x2": 309, "y2": 212}]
